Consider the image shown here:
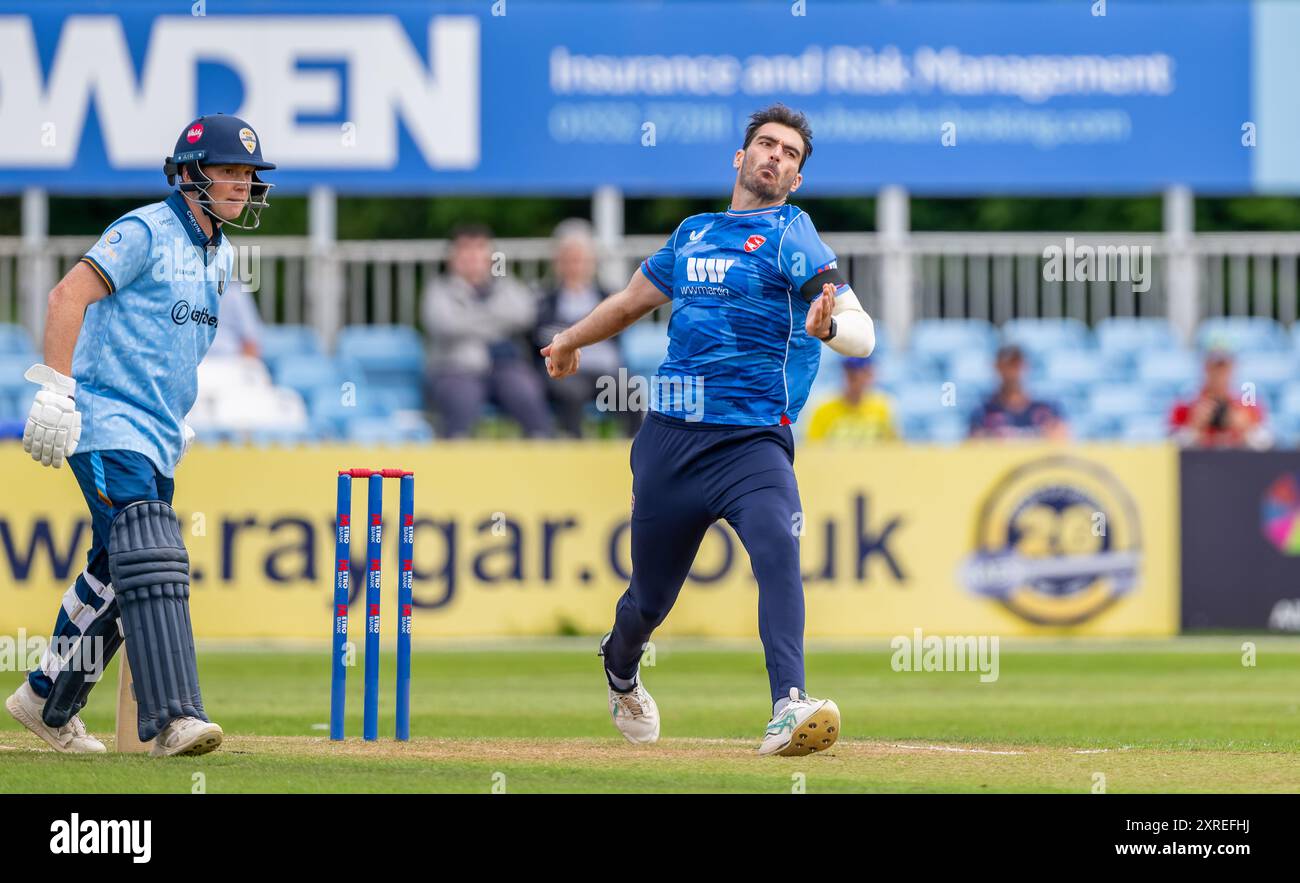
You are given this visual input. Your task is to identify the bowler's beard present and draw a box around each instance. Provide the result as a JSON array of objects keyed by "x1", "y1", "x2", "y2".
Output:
[{"x1": 740, "y1": 157, "x2": 787, "y2": 202}]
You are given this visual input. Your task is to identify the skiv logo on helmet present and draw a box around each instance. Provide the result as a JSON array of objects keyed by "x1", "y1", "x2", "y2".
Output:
[
  {"x1": 186, "y1": 124, "x2": 204, "y2": 143},
  {"x1": 239, "y1": 128, "x2": 257, "y2": 154}
]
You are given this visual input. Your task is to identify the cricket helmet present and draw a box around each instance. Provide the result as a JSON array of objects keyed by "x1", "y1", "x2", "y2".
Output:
[{"x1": 164, "y1": 113, "x2": 276, "y2": 230}]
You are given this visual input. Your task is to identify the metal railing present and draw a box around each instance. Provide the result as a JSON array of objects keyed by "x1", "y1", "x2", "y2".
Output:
[{"x1": 6, "y1": 231, "x2": 1300, "y2": 346}]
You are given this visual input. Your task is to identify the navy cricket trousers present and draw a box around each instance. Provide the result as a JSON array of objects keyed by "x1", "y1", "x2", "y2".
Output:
[{"x1": 604, "y1": 411, "x2": 806, "y2": 702}]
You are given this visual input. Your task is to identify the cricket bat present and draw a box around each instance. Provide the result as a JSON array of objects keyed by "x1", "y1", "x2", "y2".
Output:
[{"x1": 115, "y1": 653, "x2": 149, "y2": 754}]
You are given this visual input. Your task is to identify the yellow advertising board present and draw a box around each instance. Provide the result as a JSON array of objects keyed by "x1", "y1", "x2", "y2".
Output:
[{"x1": 0, "y1": 442, "x2": 1178, "y2": 640}]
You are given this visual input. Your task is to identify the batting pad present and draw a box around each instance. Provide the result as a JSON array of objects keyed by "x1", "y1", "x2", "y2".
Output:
[{"x1": 107, "y1": 501, "x2": 208, "y2": 741}]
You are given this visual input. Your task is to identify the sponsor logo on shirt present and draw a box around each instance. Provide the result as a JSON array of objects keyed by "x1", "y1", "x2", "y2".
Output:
[
  {"x1": 171, "y1": 300, "x2": 219, "y2": 328},
  {"x1": 685, "y1": 257, "x2": 735, "y2": 283},
  {"x1": 815, "y1": 260, "x2": 838, "y2": 274}
]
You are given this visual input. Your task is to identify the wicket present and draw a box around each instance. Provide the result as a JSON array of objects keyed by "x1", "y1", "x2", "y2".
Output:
[{"x1": 331, "y1": 467, "x2": 414, "y2": 741}]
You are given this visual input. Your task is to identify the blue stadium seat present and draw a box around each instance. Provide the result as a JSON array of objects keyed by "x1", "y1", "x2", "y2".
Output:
[
  {"x1": 1136, "y1": 350, "x2": 1199, "y2": 393},
  {"x1": 1120, "y1": 414, "x2": 1169, "y2": 443},
  {"x1": 0, "y1": 355, "x2": 33, "y2": 395},
  {"x1": 909, "y1": 319, "x2": 997, "y2": 369},
  {"x1": 259, "y1": 324, "x2": 322, "y2": 365},
  {"x1": 1233, "y1": 352, "x2": 1297, "y2": 394},
  {"x1": 1000, "y1": 318, "x2": 1091, "y2": 360},
  {"x1": 1045, "y1": 350, "x2": 1106, "y2": 387},
  {"x1": 1070, "y1": 413, "x2": 1120, "y2": 441},
  {"x1": 344, "y1": 415, "x2": 435, "y2": 445},
  {"x1": 1271, "y1": 412, "x2": 1300, "y2": 448},
  {"x1": 924, "y1": 413, "x2": 967, "y2": 445},
  {"x1": 620, "y1": 321, "x2": 669, "y2": 378},
  {"x1": 1095, "y1": 318, "x2": 1179, "y2": 372},
  {"x1": 892, "y1": 381, "x2": 953, "y2": 415},
  {"x1": 0, "y1": 324, "x2": 35, "y2": 355},
  {"x1": 1095, "y1": 317, "x2": 1178, "y2": 354},
  {"x1": 335, "y1": 325, "x2": 426, "y2": 390},
  {"x1": 1088, "y1": 386, "x2": 1152, "y2": 420},
  {"x1": 1277, "y1": 385, "x2": 1300, "y2": 416},
  {"x1": 947, "y1": 348, "x2": 998, "y2": 393},
  {"x1": 273, "y1": 354, "x2": 355, "y2": 400},
  {"x1": 1196, "y1": 316, "x2": 1289, "y2": 352}
]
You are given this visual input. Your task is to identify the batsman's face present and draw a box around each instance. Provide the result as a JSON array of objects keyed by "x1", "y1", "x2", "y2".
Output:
[
  {"x1": 734, "y1": 123, "x2": 804, "y2": 202},
  {"x1": 203, "y1": 164, "x2": 255, "y2": 221}
]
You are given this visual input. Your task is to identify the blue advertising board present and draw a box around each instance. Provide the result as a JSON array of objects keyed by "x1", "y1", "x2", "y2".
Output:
[{"x1": 0, "y1": 1, "x2": 1260, "y2": 194}]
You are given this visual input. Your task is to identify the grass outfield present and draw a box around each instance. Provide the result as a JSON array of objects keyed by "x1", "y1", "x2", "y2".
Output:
[{"x1": 1, "y1": 638, "x2": 1297, "y2": 793}]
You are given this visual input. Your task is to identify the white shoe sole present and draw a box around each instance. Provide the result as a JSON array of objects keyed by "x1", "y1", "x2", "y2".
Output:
[
  {"x1": 4, "y1": 690, "x2": 105, "y2": 754},
  {"x1": 762, "y1": 700, "x2": 841, "y2": 757},
  {"x1": 149, "y1": 723, "x2": 224, "y2": 758}
]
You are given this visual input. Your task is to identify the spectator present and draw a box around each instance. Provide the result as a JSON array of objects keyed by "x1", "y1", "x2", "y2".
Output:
[
  {"x1": 424, "y1": 224, "x2": 554, "y2": 438},
  {"x1": 969, "y1": 344, "x2": 1068, "y2": 440},
  {"x1": 534, "y1": 219, "x2": 638, "y2": 437},
  {"x1": 206, "y1": 278, "x2": 263, "y2": 359},
  {"x1": 805, "y1": 356, "x2": 897, "y2": 442},
  {"x1": 1169, "y1": 349, "x2": 1272, "y2": 449}
]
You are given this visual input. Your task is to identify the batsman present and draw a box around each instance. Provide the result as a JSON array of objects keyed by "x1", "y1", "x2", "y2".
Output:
[{"x1": 4, "y1": 114, "x2": 275, "y2": 756}]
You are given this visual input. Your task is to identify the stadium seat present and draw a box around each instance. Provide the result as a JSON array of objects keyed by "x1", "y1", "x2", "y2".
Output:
[
  {"x1": 1088, "y1": 386, "x2": 1152, "y2": 420},
  {"x1": 1070, "y1": 413, "x2": 1120, "y2": 441},
  {"x1": 621, "y1": 320, "x2": 669, "y2": 378},
  {"x1": 946, "y1": 348, "x2": 998, "y2": 393},
  {"x1": 1135, "y1": 350, "x2": 1199, "y2": 393},
  {"x1": 273, "y1": 354, "x2": 356, "y2": 400},
  {"x1": 1045, "y1": 350, "x2": 1106, "y2": 387},
  {"x1": 1196, "y1": 316, "x2": 1289, "y2": 352},
  {"x1": 1094, "y1": 318, "x2": 1179, "y2": 372},
  {"x1": 909, "y1": 319, "x2": 998, "y2": 369},
  {"x1": 924, "y1": 413, "x2": 967, "y2": 445},
  {"x1": 335, "y1": 325, "x2": 426, "y2": 390},
  {"x1": 1120, "y1": 414, "x2": 1169, "y2": 443},
  {"x1": 0, "y1": 355, "x2": 34, "y2": 395},
  {"x1": 259, "y1": 324, "x2": 323, "y2": 365},
  {"x1": 344, "y1": 414, "x2": 436, "y2": 444},
  {"x1": 1233, "y1": 352, "x2": 1297, "y2": 395},
  {"x1": 0, "y1": 323, "x2": 35, "y2": 355},
  {"x1": 1277, "y1": 385, "x2": 1300, "y2": 416},
  {"x1": 1000, "y1": 318, "x2": 1091, "y2": 361},
  {"x1": 892, "y1": 381, "x2": 956, "y2": 424}
]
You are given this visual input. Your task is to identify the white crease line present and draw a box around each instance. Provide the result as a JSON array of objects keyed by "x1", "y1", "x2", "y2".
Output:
[{"x1": 892, "y1": 743, "x2": 1026, "y2": 756}]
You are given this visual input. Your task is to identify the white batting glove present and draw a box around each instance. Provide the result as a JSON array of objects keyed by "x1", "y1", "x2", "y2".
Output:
[
  {"x1": 177, "y1": 422, "x2": 196, "y2": 466},
  {"x1": 22, "y1": 364, "x2": 82, "y2": 469}
]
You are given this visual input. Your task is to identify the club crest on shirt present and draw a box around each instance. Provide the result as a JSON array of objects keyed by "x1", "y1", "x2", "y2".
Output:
[{"x1": 744, "y1": 234, "x2": 767, "y2": 253}]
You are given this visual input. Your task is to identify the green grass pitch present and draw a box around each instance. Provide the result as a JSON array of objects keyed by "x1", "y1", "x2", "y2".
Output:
[{"x1": 1, "y1": 638, "x2": 1297, "y2": 793}]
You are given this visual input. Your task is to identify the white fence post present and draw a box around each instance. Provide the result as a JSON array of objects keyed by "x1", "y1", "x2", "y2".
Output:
[
  {"x1": 878, "y1": 185, "x2": 912, "y2": 348},
  {"x1": 309, "y1": 185, "x2": 342, "y2": 348},
  {"x1": 1164, "y1": 185, "x2": 1199, "y2": 343},
  {"x1": 593, "y1": 185, "x2": 626, "y2": 295},
  {"x1": 20, "y1": 187, "x2": 51, "y2": 341}
]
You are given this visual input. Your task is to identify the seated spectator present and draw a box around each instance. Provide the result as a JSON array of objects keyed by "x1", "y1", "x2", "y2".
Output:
[
  {"x1": 806, "y1": 356, "x2": 897, "y2": 442},
  {"x1": 534, "y1": 220, "x2": 639, "y2": 438},
  {"x1": 969, "y1": 344, "x2": 1068, "y2": 440},
  {"x1": 206, "y1": 278, "x2": 263, "y2": 360},
  {"x1": 424, "y1": 224, "x2": 554, "y2": 438},
  {"x1": 1169, "y1": 349, "x2": 1272, "y2": 449}
]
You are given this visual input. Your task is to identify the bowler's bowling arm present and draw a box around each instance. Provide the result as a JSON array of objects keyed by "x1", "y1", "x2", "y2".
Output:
[
  {"x1": 43, "y1": 262, "x2": 111, "y2": 377},
  {"x1": 552, "y1": 268, "x2": 670, "y2": 351}
]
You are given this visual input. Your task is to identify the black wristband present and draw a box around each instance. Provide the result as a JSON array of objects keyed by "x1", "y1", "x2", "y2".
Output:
[{"x1": 820, "y1": 317, "x2": 837, "y2": 342}]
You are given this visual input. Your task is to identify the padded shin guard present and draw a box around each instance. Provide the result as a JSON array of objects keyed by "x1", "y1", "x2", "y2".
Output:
[{"x1": 107, "y1": 501, "x2": 208, "y2": 741}]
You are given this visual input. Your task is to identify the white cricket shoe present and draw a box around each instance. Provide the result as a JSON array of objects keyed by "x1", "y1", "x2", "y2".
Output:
[
  {"x1": 149, "y1": 716, "x2": 223, "y2": 758},
  {"x1": 4, "y1": 680, "x2": 106, "y2": 754},
  {"x1": 599, "y1": 633, "x2": 660, "y2": 744},
  {"x1": 757, "y1": 688, "x2": 841, "y2": 757}
]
